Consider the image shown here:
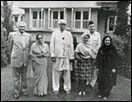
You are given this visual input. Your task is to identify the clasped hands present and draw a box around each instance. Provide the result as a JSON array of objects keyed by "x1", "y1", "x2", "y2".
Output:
[
  {"x1": 37, "y1": 53, "x2": 45, "y2": 58},
  {"x1": 51, "y1": 57, "x2": 74, "y2": 63}
]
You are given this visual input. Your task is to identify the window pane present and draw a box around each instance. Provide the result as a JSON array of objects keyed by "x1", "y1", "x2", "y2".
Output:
[
  {"x1": 33, "y1": 11, "x2": 37, "y2": 19},
  {"x1": 53, "y1": 20, "x2": 58, "y2": 28},
  {"x1": 83, "y1": 11, "x2": 88, "y2": 20},
  {"x1": 39, "y1": 11, "x2": 41, "y2": 19},
  {"x1": 109, "y1": 17, "x2": 114, "y2": 31},
  {"x1": 75, "y1": 21, "x2": 81, "y2": 28},
  {"x1": 53, "y1": 11, "x2": 58, "y2": 19},
  {"x1": 75, "y1": 11, "x2": 81, "y2": 20},
  {"x1": 21, "y1": 16, "x2": 23, "y2": 21},
  {"x1": 83, "y1": 21, "x2": 89, "y2": 29},
  {"x1": 15, "y1": 17, "x2": 18, "y2": 22},
  {"x1": 39, "y1": 19, "x2": 42, "y2": 28},
  {"x1": 32, "y1": 19, "x2": 37, "y2": 28},
  {"x1": 60, "y1": 11, "x2": 64, "y2": 19}
]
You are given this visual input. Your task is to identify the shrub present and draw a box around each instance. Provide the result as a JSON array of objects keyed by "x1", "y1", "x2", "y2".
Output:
[
  {"x1": 1, "y1": 29, "x2": 9, "y2": 67},
  {"x1": 110, "y1": 33, "x2": 131, "y2": 78}
]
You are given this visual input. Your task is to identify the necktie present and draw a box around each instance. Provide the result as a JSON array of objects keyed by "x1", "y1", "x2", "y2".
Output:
[{"x1": 21, "y1": 34, "x2": 25, "y2": 49}]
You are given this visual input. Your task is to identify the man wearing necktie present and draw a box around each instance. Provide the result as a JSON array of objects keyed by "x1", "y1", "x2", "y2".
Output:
[{"x1": 8, "y1": 21, "x2": 32, "y2": 98}]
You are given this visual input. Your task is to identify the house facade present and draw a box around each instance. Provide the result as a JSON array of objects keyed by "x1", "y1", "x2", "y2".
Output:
[
  {"x1": 11, "y1": 1, "x2": 25, "y2": 31},
  {"x1": 19, "y1": 1, "x2": 118, "y2": 42}
]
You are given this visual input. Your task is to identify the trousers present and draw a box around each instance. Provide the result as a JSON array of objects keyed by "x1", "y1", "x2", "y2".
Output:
[
  {"x1": 13, "y1": 64, "x2": 28, "y2": 95},
  {"x1": 52, "y1": 68, "x2": 71, "y2": 92}
]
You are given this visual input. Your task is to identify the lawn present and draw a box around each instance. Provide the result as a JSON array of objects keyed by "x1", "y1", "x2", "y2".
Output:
[{"x1": 1, "y1": 58, "x2": 131, "y2": 101}]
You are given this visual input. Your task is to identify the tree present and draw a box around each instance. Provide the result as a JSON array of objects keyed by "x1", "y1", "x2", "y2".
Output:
[
  {"x1": 114, "y1": 1, "x2": 131, "y2": 62},
  {"x1": 114, "y1": 1, "x2": 131, "y2": 78},
  {"x1": 1, "y1": 1, "x2": 14, "y2": 67},
  {"x1": 2, "y1": 1, "x2": 14, "y2": 40},
  {"x1": 115, "y1": 1, "x2": 130, "y2": 36}
]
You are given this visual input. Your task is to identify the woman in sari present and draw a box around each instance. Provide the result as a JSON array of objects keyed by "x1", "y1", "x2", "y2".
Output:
[
  {"x1": 30, "y1": 34, "x2": 49, "y2": 96},
  {"x1": 75, "y1": 34, "x2": 95, "y2": 95}
]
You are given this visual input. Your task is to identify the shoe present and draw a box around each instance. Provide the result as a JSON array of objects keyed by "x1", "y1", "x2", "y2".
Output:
[
  {"x1": 22, "y1": 92, "x2": 28, "y2": 96},
  {"x1": 103, "y1": 97, "x2": 108, "y2": 100},
  {"x1": 22, "y1": 89, "x2": 28, "y2": 96},
  {"x1": 66, "y1": 90, "x2": 70, "y2": 94},
  {"x1": 78, "y1": 91, "x2": 82, "y2": 96},
  {"x1": 53, "y1": 91, "x2": 59, "y2": 95},
  {"x1": 14, "y1": 94, "x2": 19, "y2": 98},
  {"x1": 87, "y1": 84, "x2": 93, "y2": 89},
  {"x1": 82, "y1": 91, "x2": 86, "y2": 95},
  {"x1": 98, "y1": 94, "x2": 102, "y2": 98},
  {"x1": 86, "y1": 81, "x2": 89, "y2": 86}
]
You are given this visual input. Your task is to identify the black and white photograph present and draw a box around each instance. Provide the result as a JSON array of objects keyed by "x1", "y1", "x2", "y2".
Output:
[{"x1": 1, "y1": 1, "x2": 131, "y2": 101}]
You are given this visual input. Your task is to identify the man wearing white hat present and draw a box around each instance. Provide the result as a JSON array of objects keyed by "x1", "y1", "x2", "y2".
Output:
[
  {"x1": 8, "y1": 21, "x2": 32, "y2": 98},
  {"x1": 50, "y1": 20, "x2": 74, "y2": 94}
]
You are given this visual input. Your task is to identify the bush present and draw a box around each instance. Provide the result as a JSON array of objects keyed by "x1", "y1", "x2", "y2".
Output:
[
  {"x1": 110, "y1": 33, "x2": 131, "y2": 79},
  {"x1": 1, "y1": 29, "x2": 9, "y2": 67},
  {"x1": 1, "y1": 1, "x2": 13, "y2": 67}
]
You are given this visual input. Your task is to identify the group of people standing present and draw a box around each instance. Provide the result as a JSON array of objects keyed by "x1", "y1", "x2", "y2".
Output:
[{"x1": 8, "y1": 20, "x2": 118, "y2": 100}]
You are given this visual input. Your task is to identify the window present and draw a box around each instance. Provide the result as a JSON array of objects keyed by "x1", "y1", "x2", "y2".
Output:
[
  {"x1": 107, "y1": 16, "x2": 116, "y2": 33},
  {"x1": 21, "y1": 15, "x2": 24, "y2": 21},
  {"x1": 53, "y1": 11, "x2": 59, "y2": 28},
  {"x1": 33, "y1": 11, "x2": 37, "y2": 19},
  {"x1": 83, "y1": 11, "x2": 89, "y2": 29},
  {"x1": 53, "y1": 11, "x2": 58, "y2": 19},
  {"x1": 33, "y1": 11, "x2": 37, "y2": 28},
  {"x1": 74, "y1": 9, "x2": 89, "y2": 30},
  {"x1": 14, "y1": 16, "x2": 18, "y2": 22},
  {"x1": 51, "y1": 10, "x2": 64, "y2": 28},
  {"x1": 32, "y1": 10, "x2": 43, "y2": 29},
  {"x1": 60, "y1": 11, "x2": 64, "y2": 19},
  {"x1": 128, "y1": 15, "x2": 131, "y2": 25},
  {"x1": 75, "y1": 11, "x2": 81, "y2": 29}
]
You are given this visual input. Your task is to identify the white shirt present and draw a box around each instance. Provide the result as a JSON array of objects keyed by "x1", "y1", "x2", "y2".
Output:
[
  {"x1": 50, "y1": 30, "x2": 74, "y2": 59},
  {"x1": 19, "y1": 33, "x2": 26, "y2": 49}
]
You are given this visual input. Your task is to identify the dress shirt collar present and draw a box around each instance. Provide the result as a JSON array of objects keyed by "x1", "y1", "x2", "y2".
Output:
[{"x1": 18, "y1": 31, "x2": 25, "y2": 36}]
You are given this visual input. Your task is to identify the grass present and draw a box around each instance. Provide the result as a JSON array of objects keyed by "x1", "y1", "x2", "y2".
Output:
[{"x1": 1, "y1": 58, "x2": 131, "y2": 101}]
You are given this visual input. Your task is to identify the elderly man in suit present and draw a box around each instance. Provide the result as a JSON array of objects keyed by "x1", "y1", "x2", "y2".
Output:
[
  {"x1": 8, "y1": 21, "x2": 32, "y2": 98},
  {"x1": 50, "y1": 20, "x2": 74, "y2": 94}
]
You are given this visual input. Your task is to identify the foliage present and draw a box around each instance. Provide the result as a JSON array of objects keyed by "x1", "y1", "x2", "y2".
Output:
[
  {"x1": 113, "y1": 1, "x2": 131, "y2": 78},
  {"x1": 2, "y1": 1, "x2": 14, "y2": 39},
  {"x1": 1, "y1": 1, "x2": 13, "y2": 67},
  {"x1": 110, "y1": 33, "x2": 131, "y2": 78},
  {"x1": 115, "y1": 1, "x2": 130, "y2": 36},
  {"x1": 1, "y1": 29, "x2": 10, "y2": 67}
]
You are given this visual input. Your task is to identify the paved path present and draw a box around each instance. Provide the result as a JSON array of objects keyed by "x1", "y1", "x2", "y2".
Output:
[{"x1": 1, "y1": 59, "x2": 131, "y2": 101}]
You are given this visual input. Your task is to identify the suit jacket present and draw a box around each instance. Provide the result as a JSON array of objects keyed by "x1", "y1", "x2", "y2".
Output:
[{"x1": 8, "y1": 31, "x2": 32, "y2": 67}]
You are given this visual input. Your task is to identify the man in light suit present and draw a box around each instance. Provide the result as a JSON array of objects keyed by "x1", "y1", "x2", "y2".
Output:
[{"x1": 8, "y1": 21, "x2": 32, "y2": 98}]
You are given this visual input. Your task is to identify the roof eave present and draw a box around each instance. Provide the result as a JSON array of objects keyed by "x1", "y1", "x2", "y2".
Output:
[{"x1": 20, "y1": 6, "x2": 102, "y2": 9}]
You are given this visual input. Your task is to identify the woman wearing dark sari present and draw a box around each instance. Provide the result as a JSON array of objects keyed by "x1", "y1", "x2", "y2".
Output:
[
  {"x1": 96, "y1": 36, "x2": 118, "y2": 100},
  {"x1": 30, "y1": 34, "x2": 49, "y2": 96}
]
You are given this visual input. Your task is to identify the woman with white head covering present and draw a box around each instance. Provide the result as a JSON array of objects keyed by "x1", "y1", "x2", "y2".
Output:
[{"x1": 75, "y1": 34, "x2": 94, "y2": 96}]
